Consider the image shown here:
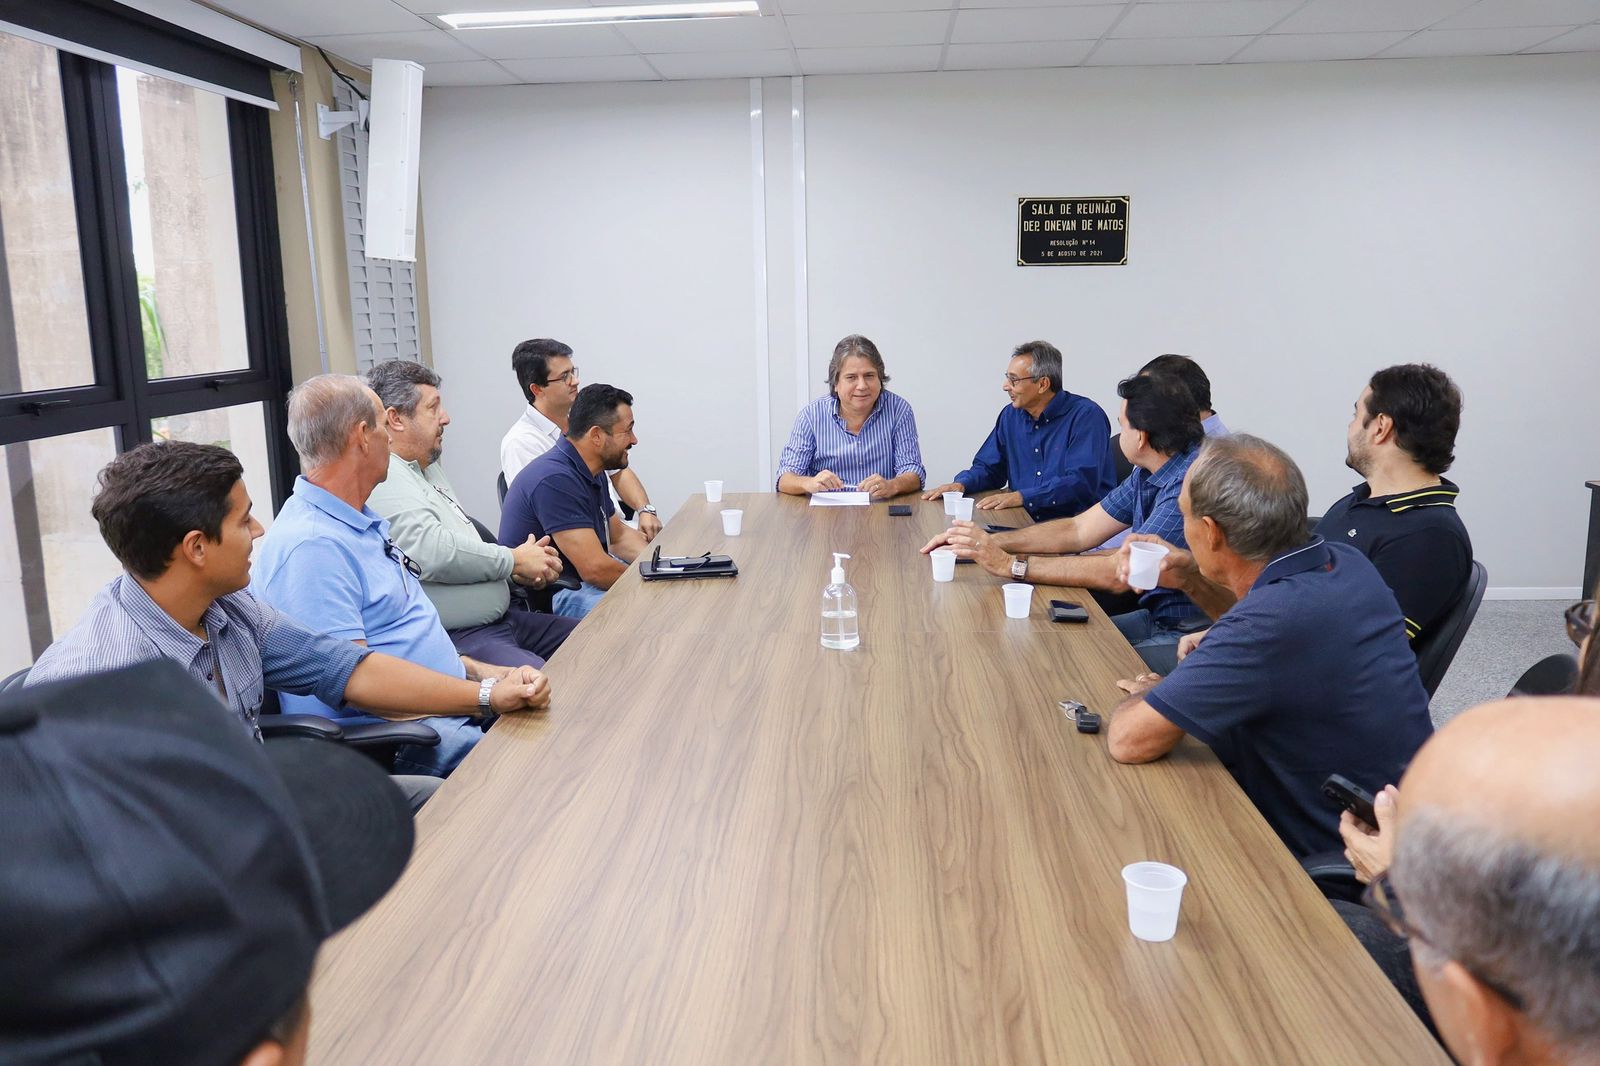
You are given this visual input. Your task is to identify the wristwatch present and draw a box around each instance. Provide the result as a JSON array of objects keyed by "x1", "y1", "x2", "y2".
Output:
[
  {"x1": 638, "y1": 505, "x2": 659, "y2": 516},
  {"x1": 478, "y1": 676, "x2": 499, "y2": 716},
  {"x1": 1010, "y1": 555, "x2": 1029, "y2": 580}
]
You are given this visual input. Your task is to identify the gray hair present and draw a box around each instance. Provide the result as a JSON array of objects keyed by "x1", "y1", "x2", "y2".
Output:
[
  {"x1": 1395, "y1": 806, "x2": 1600, "y2": 1060},
  {"x1": 825, "y1": 334, "x2": 890, "y2": 393},
  {"x1": 1012, "y1": 340, "x2": 1063, "y2": 392},
  {"x1": 364, "y1": 359, "x2": 440, "y2": 417},
  {"x1": 286, "y1": 374, "x2": 379, "y2": 469},
  {"x1": 1184, "y1": 434, "x2": 1308, "y2": 562}
]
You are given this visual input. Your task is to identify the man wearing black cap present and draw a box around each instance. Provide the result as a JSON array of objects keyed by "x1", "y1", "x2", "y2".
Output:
[{"x1": 0, "y1": 660, "x2": 413, "y2": 1064}]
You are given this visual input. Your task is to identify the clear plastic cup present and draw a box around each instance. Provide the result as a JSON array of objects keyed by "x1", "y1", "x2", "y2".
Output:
[
  {"x1": 705, "y1": 480, "x2": 724, "y2": 503},
  {"x1": 1002, "y1": 582, "x2": 1032, "y2": 619},
  {"x1": 942, "y1": 491, "x2": 962, "y2": 516},
  {"x1": 1122, "y1": 862, "x2": 1188, "y2": 942},
  {"x1": 1127, "y1": 541, "x2": 1170, "y2": 592},
  {"x1": 721, "y1": 509, "x2": 742, "y2": 536},
  {"x1": 952, "y1": 497, "x2": 975, "y2": 522},
  {"x1": 931, "y1": 548, "x2": 956, "y2": 582}
]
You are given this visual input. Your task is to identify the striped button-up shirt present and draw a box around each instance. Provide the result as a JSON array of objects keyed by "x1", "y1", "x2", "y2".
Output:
[
  {"x1": 775, "y1": 390, "x2": 926, "y2": 489},
  {"x1": 26, "y1": 574, "x2": 370, "y2": 739},
  {"x1": 1099, "y1": 440, "x2": 1206, "y2": 627}
]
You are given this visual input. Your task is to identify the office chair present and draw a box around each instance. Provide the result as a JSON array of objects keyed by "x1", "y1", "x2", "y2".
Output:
[
  {"x1": 1509, "y1": 652, "x2": 1579, "y2": 697},
  {"x1": 0, "y1": 668, "x2": 29, "y2": 695},
  {"x1": 1109, "y1": 433, "x2": 1134, "y2": 483},
  {"x1": 1413, "y1": 560, "x2": 1488, "y2": 697},
  {"x1": 257, "y1": 686, "x2": 440, "y2": 769},
  {"x1": 467, "y1": 515, "x2": 578, "y2": 616},
  {"x1": 496, "y1": 471, "x2": 508, "y2": 506}
]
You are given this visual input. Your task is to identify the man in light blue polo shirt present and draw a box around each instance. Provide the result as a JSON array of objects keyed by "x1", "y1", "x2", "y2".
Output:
[{"x1": 253, "y1": 375, "x2": 551, "y2": 777}]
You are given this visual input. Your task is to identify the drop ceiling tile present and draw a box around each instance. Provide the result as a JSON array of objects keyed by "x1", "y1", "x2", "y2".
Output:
[
  {"x1": 1274, "y1": 0, "x2": 1478, "y2": 35},
  {"x1": 302, "y1": 29, "x2": 484, "y2": 65},
  {"x1": 646, "y1": 49, "x2": 800, "y2": 77},
  {"x1": 957, "y1": 0, "x2": 1126, "y2": 7},
  {"x1": 1086, "y1": 34, "x2": 1250, "y2": 64},
  {"x1": 951, "y1": 6, "x2": 1124, "y2": 43},
  {"x1": 1230, "y1": 30, "x2": 1410, "y2": 62},
  {"x1": 498, "y1": 54, "x2": 661, "y2": 81},
  {"x1": 1380, "y1": 25, "x2": 1581, "y2": 55},
  {"x1": 207, "y1": 0, "x2": 431, "y2": 38},
  {"x1": 796, "y1": 44, "x2": 943, "y2": 72},
  {"x1": 616, "y1": 15, "x2": 792, "y2": 52},
  {"x1": 420, "y1": 59, "x2": 519, "y2": 85},
  {"x1": 942, "y1": 39, "x2": 1095, "y2": 68},
  {"x1": 1522, "y1": 22, "x2": 1600, "y2": 50},
  {"x1": 405, "y1": 0, "x2": 618, "y2": 12},
  {"x1": 776, "y1": 0, "x2": 951, "y2": 12},
  {"x1": 784, "y1": 12, "x2": 953, "y2": 48},
  {"x1": 1435, "y1": 0, "x2": 1600, "y2": 28},
  {"x1": 1111, "y1": 1, "x2": 1300, "y2": 38},
  {"x1": 444, "y1": 23, "x2": 636, "y2": 59}
]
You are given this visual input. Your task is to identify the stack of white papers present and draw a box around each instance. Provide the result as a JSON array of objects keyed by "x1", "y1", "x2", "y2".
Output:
[{"x1": 809, "y1": 491, "x2": 871, "y2": 507}]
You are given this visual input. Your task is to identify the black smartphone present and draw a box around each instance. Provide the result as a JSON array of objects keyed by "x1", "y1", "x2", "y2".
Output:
[
  {"x1": 1049, "y1": 601, "x2": 1088, "y2": 623},
  {"x1": 1322, "y1": 774, "x2": 1378, "y2": 827},
  {"x1": 888, "y1": 504, "x2": 912, "y2": 516},
  {"x1": 984, "y1": 524, "x2": 1015, "y2": 534}
]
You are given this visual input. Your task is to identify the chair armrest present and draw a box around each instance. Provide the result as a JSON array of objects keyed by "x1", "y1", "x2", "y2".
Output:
[
  {"x1": 339, "y1": 720, "x2": 442, "y2": 749},
  {"x1": 260, "y1": 714, "x2": 346, "y2": 741},
  {"x1": 1301, "y1": 848, "x2": 1365, "y2": 904}
]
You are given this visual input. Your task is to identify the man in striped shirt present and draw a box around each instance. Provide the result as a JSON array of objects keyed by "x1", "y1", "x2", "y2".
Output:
[{"x1": 776, "y1": 334, "x2": 925, "y2": 499}]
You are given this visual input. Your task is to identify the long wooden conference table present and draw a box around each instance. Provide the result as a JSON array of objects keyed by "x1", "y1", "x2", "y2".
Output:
[{"x1": 309, "y1": 492, "x2": 1448, "y2": 1064}]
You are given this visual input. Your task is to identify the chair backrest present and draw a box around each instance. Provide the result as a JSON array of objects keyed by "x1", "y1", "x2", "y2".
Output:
[
  {"x1": 1509, "y1": 653, "x2": 1579, "y2": 698},
  {"x1": 0, "y1": 667, "x2": 30, "y2": 694},
  {"x1": 1414, "y1": 560, "x2": 1488, "y2": 697},
  {"x1": 1108, "y1": 433, "x2": 1134, "y2": 483},
  {"x1": 496, "y1": 471, "x2": 508, "y2": 506}
]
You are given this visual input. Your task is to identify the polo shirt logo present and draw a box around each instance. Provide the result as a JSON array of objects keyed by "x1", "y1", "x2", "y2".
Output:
[{"x1": 1347, "y1": 529, "x2": 1357, "y2": 537}]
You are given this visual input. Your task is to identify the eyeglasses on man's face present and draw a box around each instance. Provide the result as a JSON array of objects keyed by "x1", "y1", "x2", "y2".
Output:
[
  {"x1": 1004, "y1": 372, "x2": 1041, "y2": 386},
  {"x1": 1363, "y1": 871, "x2": 1525, "y2": 1010},
  {"x1": 1566, "y1": 599, "x2": 1596, "y2": 646},
  {"x1": 544, "y1": 366, "x2": 580, "y2": 386}
]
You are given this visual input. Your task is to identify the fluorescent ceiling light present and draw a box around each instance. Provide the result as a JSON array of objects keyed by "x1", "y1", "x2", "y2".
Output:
[{"x1": 441, "y1": 2, "x2": 760, "y2": 30}]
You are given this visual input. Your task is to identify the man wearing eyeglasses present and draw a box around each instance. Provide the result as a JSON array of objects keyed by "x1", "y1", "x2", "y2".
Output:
[
  {"x1": 921, "y1": 341, "x2": 1116, "y2": 520},
  {"x1": 500, "y1": 338, "x2": 663, "y2": 542}
]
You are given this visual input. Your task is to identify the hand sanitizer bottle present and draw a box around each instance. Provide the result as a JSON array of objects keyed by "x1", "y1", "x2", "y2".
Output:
[{"x1": 820, "y1": 552, "x2": 859, "y2": 651}]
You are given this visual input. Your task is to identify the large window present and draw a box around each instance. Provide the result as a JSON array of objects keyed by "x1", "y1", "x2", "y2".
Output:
[{"x1": 0, "y1": 30, "x2": 294, "y2": 675}]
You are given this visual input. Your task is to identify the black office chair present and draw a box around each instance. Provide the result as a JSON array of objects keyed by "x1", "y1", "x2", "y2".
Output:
[
  {"x1": 496, "y1": 471, "x2": 508, "y2": 506},
  {"x1": 0, "y1": 667, "x2": 29, "y2": 695},
  {"x1": 1109, "y1": 433, "x2": 1134, "y2": 483},
  {"x1": 1414, "y1": 560, "x2": 1488, "y2": 697},
  {"x1": 467, "y1": 515, "x2": 577, "y2": 616},
  {"x1": 257, "y1": 687, "x2": 440, "y2": 769},
  {"x1": 1509, "y1": 652, "x2": 1579, "y2": 697}
]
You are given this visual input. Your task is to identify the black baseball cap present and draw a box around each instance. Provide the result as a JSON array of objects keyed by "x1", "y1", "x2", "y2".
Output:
[{"x1": 0, "y1": 660, "x2": 414, "y2": 1065}]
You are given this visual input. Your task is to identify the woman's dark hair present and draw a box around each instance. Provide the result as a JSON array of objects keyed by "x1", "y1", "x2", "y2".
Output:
[
  {"x1": 512, "y1": 338, "x2": 574, "y2": 401},
  {"x1": 1140, "y1": 353, "x2": 1213, "y2": 414},
  {"x1": 1365, "y1": 364, "x2": 1462, "y2": 475},
  {"x1": 566, "y1": 383, "x2": 634, "y2": 439},
  {"x1": 1579, "y1": 577, "x2": 1600, "y2": 698},
  {"x1": 90, "y1": 441, "x2": 243, "y2": 579},
  {"x1": 1115, "y1": 373, "x2": 1204, "y2": 456}
]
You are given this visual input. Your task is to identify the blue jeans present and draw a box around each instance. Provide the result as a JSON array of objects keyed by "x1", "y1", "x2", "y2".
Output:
[
  {"x1": 392, "y1": 714, "x2": 490, "y2": 778},
  {"x1": 553, "y1": 581, "x2": 605, "y2": 619},
  {"x1": 1110, "y1": 608, "x2": 1209, "y2": 675}
]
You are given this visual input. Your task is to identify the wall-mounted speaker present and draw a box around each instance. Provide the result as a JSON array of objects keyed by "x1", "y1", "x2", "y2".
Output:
[{"x1": 364, "y1": 58, "x2": 425, "y2": 262}]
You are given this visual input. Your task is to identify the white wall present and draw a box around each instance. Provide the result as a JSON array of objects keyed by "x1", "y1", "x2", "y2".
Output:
[{"x1": 422, "y1": 53, "x2": 1600, "y2": 592}]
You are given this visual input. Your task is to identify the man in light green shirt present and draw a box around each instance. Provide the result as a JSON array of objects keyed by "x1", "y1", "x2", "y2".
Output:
[{"x1": 366, "y1": 360, "x2": 578, "y2": 668}]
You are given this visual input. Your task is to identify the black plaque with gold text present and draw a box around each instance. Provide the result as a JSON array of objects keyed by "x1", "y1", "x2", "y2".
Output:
[{"x1": 1017, "y1": 197, "x2": 1129, "y2": 266}]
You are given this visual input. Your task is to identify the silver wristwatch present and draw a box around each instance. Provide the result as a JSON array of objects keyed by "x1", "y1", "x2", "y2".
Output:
[
  {"x1": 638, "y1": 504, "x2": 659, "y2": 516},
  {"x1": 1010, "y1": 555, "x2": 1029, "y2": 580},
  {"x1": 478, "y1": 676, "x2": 499, "y2": 716}
]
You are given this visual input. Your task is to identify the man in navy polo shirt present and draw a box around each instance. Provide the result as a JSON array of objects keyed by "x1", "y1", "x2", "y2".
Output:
[
  {"x1": 921, "y1": 340, "x2": 1116, "y2": 520},
  {"x1": 499, "y1": 383, "x2": 648, "y2": 619},
  {"x1": 1107, "y1": 434, "x2": 1433, "y2": 858}
]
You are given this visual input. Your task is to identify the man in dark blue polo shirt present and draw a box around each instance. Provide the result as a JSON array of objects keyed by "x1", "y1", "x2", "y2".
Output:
[
  {"x1": 922, "y1": 340, "x2": 1116, "y2": 520},
  {"x1": 1108, "y1": 434, "x2": 1433, "y2": 858},
  {"x1": 500, "y1": 383, "x2": 648, "y2": 619}
]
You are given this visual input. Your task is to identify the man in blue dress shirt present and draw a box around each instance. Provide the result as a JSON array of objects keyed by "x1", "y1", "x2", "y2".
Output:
[
  {"x1": 923, "y1": 340, "x2": 1117, "y2": 520},
  {"x1": 776, "y1": 334, "x2": 925, "y2": 499}
]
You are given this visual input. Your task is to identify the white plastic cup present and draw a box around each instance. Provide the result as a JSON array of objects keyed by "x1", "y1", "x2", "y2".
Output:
[
  {"x1": 1122, "y1": 862, "x2": 1188, "y2": 942},
  {"x1": 721, "y1": 509, "x2": 743, "y2": 536},
  {"x1": 1126, "y1": 541, "x2": 1170, "y2": 592},
  {"x1": 931, "y1": 548, "x2": 956, "y2": 582},
  {"x1": 1002, "y1": 582, "x2": 1032, "y2": 619},
  {"x1": 942, "y1": 491, "x2": 962, "y2": 516},
  {"x1": 705, "y1": 480, "x2": 724, "y2": 503},
  {"x1": 952, "y1": 497, "x2": 975, "y2": 522}
]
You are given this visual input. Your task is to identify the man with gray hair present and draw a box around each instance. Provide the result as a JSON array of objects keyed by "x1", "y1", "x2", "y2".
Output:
[
  {"x1": 1105, "y1": 434, "x2": 1433, "y2": 858},
  {"x1": 923, "y1": 340, "x2": 1116, "y2": 520},
  {"x1": 1374, "y1": 697, "x2": 1600, "y2": 1066},
  {"x1": 252, "y1": 374, "x2": 553, "y2": 778},
  {"x1": 364, "y1": 359, "x2": 577, "y2": 671}
]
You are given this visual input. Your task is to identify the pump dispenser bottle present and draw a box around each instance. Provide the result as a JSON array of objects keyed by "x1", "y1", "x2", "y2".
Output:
[{"x1": 820, "y1": 552, "x2": 859, "y2": 650}]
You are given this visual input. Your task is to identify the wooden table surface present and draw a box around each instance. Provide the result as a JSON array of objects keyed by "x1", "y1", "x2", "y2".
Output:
[{"x1": 308, "y1": 492, "x2": 1448, "y2": 1065}]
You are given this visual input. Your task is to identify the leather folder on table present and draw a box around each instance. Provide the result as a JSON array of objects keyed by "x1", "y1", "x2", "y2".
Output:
[{"x1": 639, "y1": 545, "x2": 738, "y2": 581}]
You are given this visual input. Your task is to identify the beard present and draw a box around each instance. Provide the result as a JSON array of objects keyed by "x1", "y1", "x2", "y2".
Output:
[
  {"x1": 604, "y1": 448, "x2": 631, "y2": 472},
  {"x1": 1344, "y1": 442, "x2": 1369, "y2": 476},
  {"x1": 428, "y1": 443, "x2": 443, "y2": 465}
]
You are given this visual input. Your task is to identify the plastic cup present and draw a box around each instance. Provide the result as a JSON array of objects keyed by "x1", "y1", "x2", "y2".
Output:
[
  {"x1": 931, "y1": 548, "x2": 956, "y2": 582},
  {"x1": 705, "y1": 480, "x2": 724, "y2": 503},
  {"x1": 1122, "y1": 862, "x2": 1188, "y2": 942},
  {"x1": 1002, "y1": 582, "x2": 1032, "y2": 619},
  {"x1": 721, "y1": 509, "x2": 742, "y2": 536},
  {"x1": 1127, "y1": 541, "x2": 1170, "y2": 592},
  {"x1": 952, "y1": 497, "x2": 975, "y2": 522},
  {"x1": 941, "y1": 491, "x2": 961, "y2": 516}
]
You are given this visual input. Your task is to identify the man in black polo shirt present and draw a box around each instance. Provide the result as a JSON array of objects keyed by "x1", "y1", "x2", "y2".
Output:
[
  {"x1": 1316, "y1": 364, "x2": 1471, "y2": 645},
  {"x1": 499, "y1": 383, "x2": 648, "y2": 619},
  {"x1": 1107, "y1": 435, "x2": 1433, "y2": 858}
]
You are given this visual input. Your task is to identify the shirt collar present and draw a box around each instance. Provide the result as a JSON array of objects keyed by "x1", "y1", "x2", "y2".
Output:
[
  {"x1": 292, "y1": 475, "x2": 383, "y2": 533},
  {"x1": 112, "y1": 573, "x2": 231, "y2": 655},
  {"x1": 523, "y1": 404, "x2": 562, "y2": 442},
  {"x1": 555, "y1": 437, "x2": 607, "y2": 486},
  {"x1": 1148, "y1": 440, "x2": 1200, "y2": 488},
  {"x1": 1346, "y1": 477, "x2": 1461, "y2": 513},
  {"x1": 829, "y1": 392, "x2": 885, "y2": 427},
  {"x1": 1252, "y1": 536, "x2": 1331, "y2": 590},
  {"x1": 1023, "y1": 389, "x2": 1072, "y2": 426}
]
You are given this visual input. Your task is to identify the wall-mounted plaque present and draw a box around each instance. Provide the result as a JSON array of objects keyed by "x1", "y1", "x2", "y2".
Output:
[{"x1": 1017, "y1": 196, "x2": 1129, "y2": 266}]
